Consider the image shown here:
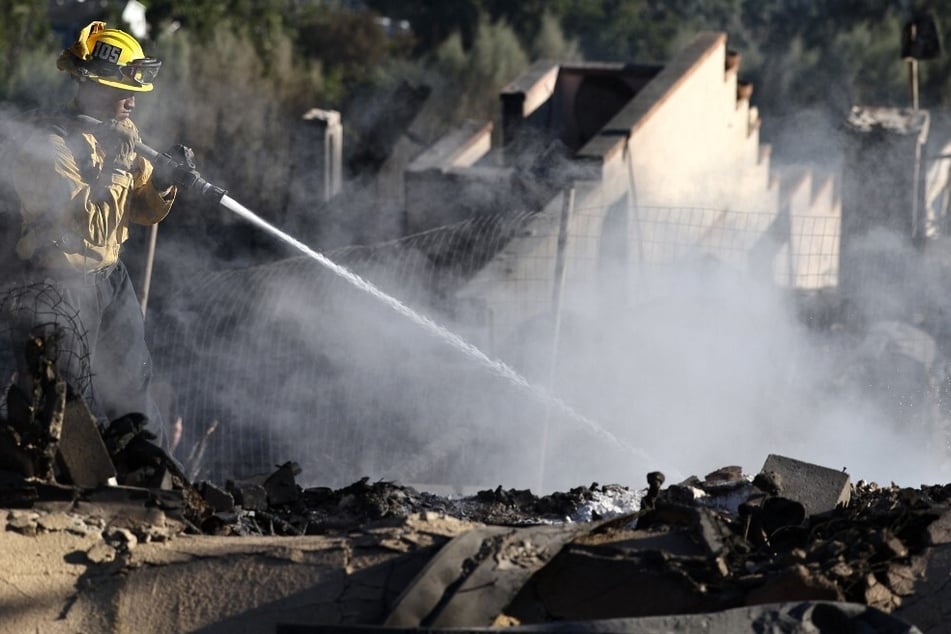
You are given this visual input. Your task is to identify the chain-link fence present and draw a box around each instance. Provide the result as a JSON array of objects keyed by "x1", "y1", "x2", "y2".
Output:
[
  {"x1": 150, "y1": 200, "x2": 945, "y2": 491},
  {"x1": 4, "y1": 201, "x2": 944, "y2": 489}
]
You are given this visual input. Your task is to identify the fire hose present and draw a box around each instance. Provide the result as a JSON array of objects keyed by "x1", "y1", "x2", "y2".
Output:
[
  {"x1": 77, "y1": 115, "x2": 227, "y2": 204},
  {"x1": 133, "y1": 141, "x2": 228, "y2": 204}
]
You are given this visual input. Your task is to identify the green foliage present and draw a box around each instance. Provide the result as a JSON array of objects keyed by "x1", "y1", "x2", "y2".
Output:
[
  {"x1": 140, "y1": 19, "x2": 326, "y2": 218},
  {"x1": 531, "y1": 12, "x2": 582, "y2": 62},
  {"x1": 294, "y1": 6, "x2": 414, "y2": 101},
  {"x1": 363, "y1": 0, "x2": 482, "y2": 53},
  {"x1": 470, "y1": 16, "x2": 530, "y2": 93},
  {"x1": 9, "y1": 0, "x2": 951, "y2": 223},
  {"x1": 430, "y1": 16, "x2": 529, "y2": 129},
  {"x1": 0, "y1": 1, "x2": 60, "y2": 107},
  {"x1": 145, "y1": 0, "x2": 283, "y2": 44}
]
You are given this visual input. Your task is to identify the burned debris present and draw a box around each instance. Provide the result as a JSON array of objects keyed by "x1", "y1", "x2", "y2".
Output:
[
  {"x1": 1, "y1": 351, "x2": 950, "y2": 632},
  {"x1": 1, "y1": 331, "x2": 68, "y2": 481},
  {"x1": 0, "y1": 333, "x2": 948, "y2": 631}
]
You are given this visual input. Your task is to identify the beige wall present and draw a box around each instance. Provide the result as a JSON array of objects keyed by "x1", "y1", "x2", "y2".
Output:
[{"x1": 442, "y1": 33, "x2": 842, "y2": 348}]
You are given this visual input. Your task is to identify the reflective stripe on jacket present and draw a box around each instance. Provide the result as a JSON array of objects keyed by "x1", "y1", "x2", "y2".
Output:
[{"x1": 13, "y1": 114, "x2": 174, "y2": 273}]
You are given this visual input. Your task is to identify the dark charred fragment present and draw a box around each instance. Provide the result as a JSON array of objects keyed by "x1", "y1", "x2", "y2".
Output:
[
  {"x1": 294, "y1": 478, "x2": 445, "y2": 534},
  {"x1": 262, "y1": 460, "x2": 303, "y2": 507},
  {"x1": 199, "y1": 480, "x2": 234, "y2": 513},
  {"x1": 462, "y1": 483, "x2": 635, "y2": 524},
  {"x1": 501, "y1": 478, "x2": 938, "y2": 625},
  {"x1": 1, "y1": 333, "x2": 69, "y2": 481},
  {"x1": 0, "y1": 337, "x2": 208, "y2": 529},
  {"x1": 0, "y1": 469, "x2": 74, "y2": 508},
  {"x1": 753, "y1": 470, "x2": 783, "y2": 496},
  {"x1": 227, "y1": 480, "x2": 268, "y2": 512},
  {"x1": 643, "y1": 471, "x2": 664, "y2": 509}
]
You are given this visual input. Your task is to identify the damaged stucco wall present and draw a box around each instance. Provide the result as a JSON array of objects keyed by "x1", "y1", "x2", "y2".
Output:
[{"x1": 445, "y1": 32, "x2": 841, "y2": 348}]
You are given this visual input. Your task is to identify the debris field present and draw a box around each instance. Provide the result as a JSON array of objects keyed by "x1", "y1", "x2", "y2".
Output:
[{"x1": 1, "y1": 334, "x2": 950, "y2": 632}]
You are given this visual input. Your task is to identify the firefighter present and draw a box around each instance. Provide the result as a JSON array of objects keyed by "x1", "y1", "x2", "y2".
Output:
[{"x1": 6, "y1": 22, "x2": 194, "y2": 447}]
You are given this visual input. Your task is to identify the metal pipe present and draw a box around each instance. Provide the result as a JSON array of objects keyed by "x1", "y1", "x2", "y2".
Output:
[
  {"x1": 139, "y1": 223, "x2": 158, "y2": 318},
  {"x1": 538, "y1": 186, "x2": 575, "y2": 491}
]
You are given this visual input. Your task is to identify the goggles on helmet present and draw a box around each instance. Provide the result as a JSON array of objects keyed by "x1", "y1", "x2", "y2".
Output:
[
  {"x1": 120, "y1": 58, "x2": 161, "y2": 85},
  {"x1": 88, "y1": 57, "x2": 162, "y2": 87}
]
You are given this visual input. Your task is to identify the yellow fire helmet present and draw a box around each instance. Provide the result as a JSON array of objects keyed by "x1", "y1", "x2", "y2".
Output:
[{"x1": 57, "y1": 21, "x2": 161, "y2": 92}]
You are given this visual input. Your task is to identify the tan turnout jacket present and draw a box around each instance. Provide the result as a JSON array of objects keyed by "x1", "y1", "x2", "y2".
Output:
[{"x1": 13, "y1": 111, "x2": 174, "y2": 273}]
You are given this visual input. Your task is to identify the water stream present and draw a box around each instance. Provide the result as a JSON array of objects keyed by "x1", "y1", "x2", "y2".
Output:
[{"x1": 220, "y1": 195, "x2": 650, "y2": 461}]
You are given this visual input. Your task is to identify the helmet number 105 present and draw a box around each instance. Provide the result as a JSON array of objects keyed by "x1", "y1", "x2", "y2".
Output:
[{"x1": 92, "y1": 41, "x2": 121, "y2": 64}]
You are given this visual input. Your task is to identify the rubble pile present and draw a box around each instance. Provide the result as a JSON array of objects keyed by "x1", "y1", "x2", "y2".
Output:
[
  {"x1": 214, "y1": 458, "x2": 951, "y2": 625},
  {"x1": 198, "y1": 472, "x2": 643, "y2": 536},
  {"x1": 2, "y1": 344, "x2": 951, "y2": 631},
  {"x1": 4, "y1": 442, "x2": 951, "y2": 630}
]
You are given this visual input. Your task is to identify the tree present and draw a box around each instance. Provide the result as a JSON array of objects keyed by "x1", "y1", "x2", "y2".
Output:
[
  {"x1": 532, "y1": 12, "x2": 582, "y2": 61},
  {"x1": 431, "y1": 15, "x2": 530, "y2": 127},
  {"x1": 0, "y1": 1, "x2": 60, "y2": 106},
  {"x1": 362, "y1": 0, "x2": 482, "y2": 54},
  {"x1": 295, "y1": 5, "x2": 414, "y2": 102}
]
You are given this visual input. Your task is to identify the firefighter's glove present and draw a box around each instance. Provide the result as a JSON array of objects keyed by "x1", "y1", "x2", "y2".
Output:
[
  {"x1": 152, "y1": 144, "x2": 201, "y2": 192},
  {"x1": 96, "y1": 118, "x2": 138, "y2": 172}
]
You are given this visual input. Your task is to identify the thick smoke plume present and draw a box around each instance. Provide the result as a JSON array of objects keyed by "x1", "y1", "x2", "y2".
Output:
[{"x1": 3, "y1": 53, "x2": 950, "y2": 494}]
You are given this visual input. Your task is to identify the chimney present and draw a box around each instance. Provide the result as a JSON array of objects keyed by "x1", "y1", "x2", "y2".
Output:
[
  {"x1": 840, "y1": 106, "x2": 929, "y2": 306},
  {"x1": 287, "y1": 108, "x2": 343, "y2": 211}
]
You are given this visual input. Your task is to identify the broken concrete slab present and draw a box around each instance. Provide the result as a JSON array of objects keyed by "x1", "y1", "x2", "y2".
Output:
[
  {"x1": 0, "y1": 503, "x2": 496, "y2": 633},
  {"x1": 56, "y1": 397, "x2": 116, "y2": 488},
  {"x1": 385, "y1": 525, "x2": 510, "y2": 627},
  {"x1": 386, "y1": 523, "x2": 588, "y2": 628},
  {"x1": 760, "y1": 454, "x2": 851, "y2": 517},
  {"x1": 507, "y1": 542, "x2": 725, "y2": 621}
]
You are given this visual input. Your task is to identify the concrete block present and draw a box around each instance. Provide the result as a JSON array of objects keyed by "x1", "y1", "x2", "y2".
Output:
[{"x1": 760, "y1": 454, "x2": 850, "y2": 517}]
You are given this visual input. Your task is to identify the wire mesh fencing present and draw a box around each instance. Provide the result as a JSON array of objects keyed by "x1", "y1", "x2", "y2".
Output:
[
  {"x1": 146, "y1": 201, "x2": 874, "y2": 490},
  {"x1": 0, "y1": 281, "x2": 93, "y2": 420},
  {"x1": 4, "y1": 201, "x2": 946, "y2": 488}
]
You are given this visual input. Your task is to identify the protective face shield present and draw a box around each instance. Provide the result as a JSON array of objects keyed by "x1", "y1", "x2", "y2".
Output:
[{"x1": 57, "y1": 21, "x2": 162, "y2": 92}]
